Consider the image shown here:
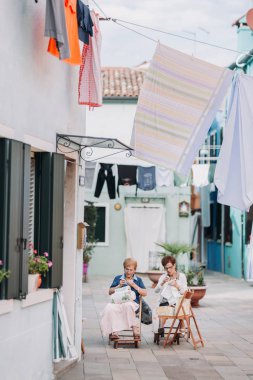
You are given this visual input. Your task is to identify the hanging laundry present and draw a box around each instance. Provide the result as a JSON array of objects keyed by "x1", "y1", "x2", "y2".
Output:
[
  {"x1": 78, "y1": 10, "x2": 102, "y2": 107},
  {"x1": 117, "y1": 165, "x2": 137, "y2": 196},
  {"x1": 44, "y1": 0, "x2": 70, "y2": 59},
  {"x1": 48, "y1": 0, "x2": 81, "y2": 65},
  {"x1": 156, "y1": 167, "x2": 174, "y2": 187},
  {"x1": 84, "y1": 162, "x2": 97, "y2": 189},
  {"x1": 200, "y1": 185, "x2": 210, "y2": 227},
  {"x1": 137, "y1": 166, "x2": 156, "y2": 191},
  {"x1": 77, "y1": 0, "x2": 93, "y2": 44},
  {"x1": 214, "y1": 73, "x2": 253, "y2": 211},
  {"x1": 246, "y1": 224, "x2": 253, "y2": 281},
  {"x1": 131, "y1": 42, "x2": 233, "y2": 176},
  {"x1": 94, "y1": 164, "x2": 116, "y2": 199},
  {"x1": 192, "y1": 164, "x2": 210, "y2": 187}
]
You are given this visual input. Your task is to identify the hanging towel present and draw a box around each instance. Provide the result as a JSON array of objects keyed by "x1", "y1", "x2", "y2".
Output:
[
  {"x1": 131, "y1": 42, "x2": 233, "y2": 176},
  {"x1": 137, "y1": 166, "x2": 156, "y2": 191},
  {"x1": 94, "y1": 163, "x2": 116, "y2": 199},
  {"x1": 192, "y1": 164, "x2": 210, "y2": 187},
  {"x1": 156, "y1": 167, "x2": 174, "y2": 187},
  {"x1": 48, "y1": 0, "x2": 81, "y2": 65},
  {"x1": 77, "y1": 0, "x2": 93, "y2": 44},
  {"x1": 214, "y1": 73, "x2": 253, "y2": 211},
  {"x1": 44, "y1": 0, "x2": 70, "y2": 59},
  {"x1": 200, "y1": 185, "x2": 210, "y2": 227},
  {"x1": 117, "y1": 165, "x2": 137, "y2": 196},
  {"x1": 84, "y1": 162, "x2": 97, "y2": 189},
  {"x1": 78, "y1": 10, "x2": 102, "y2": 107}
]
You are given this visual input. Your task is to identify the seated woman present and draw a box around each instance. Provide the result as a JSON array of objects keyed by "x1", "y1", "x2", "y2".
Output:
[
  {"x1": 152, "y1": 255, "x2": 187, "y2": 334},
  {"x1": 101, "y1": 258, "x2": 147, "y2": 340}
]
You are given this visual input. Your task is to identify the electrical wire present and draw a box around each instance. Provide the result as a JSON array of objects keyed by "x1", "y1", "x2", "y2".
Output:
[
  {"x1": 90, "y1": 0, "x2": 253, "y2": 59},
  {"x1": 112, "y1": 20, "x2": 157, "y2": 43},
  {"x1": 90, "y1": 0, "x2": 108, "y2": 19},
  {"x1": 112, "y1": 18, "x2": 252, "y2": 57}
]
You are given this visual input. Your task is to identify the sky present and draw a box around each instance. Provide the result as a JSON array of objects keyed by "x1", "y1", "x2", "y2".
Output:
[{"x1": 91, "y1": 0, "x2": 253, "y2": 68}]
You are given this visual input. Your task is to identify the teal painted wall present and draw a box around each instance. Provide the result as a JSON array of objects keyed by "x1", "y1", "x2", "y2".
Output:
[
  {"x1": 84, "y1": 185, "x2": 191, "y2": 276},
  {"x1": 224, "y1": 208, "x2": 243, "y2": 278}
]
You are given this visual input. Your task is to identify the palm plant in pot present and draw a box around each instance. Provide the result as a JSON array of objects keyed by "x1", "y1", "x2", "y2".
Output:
[{"x1": 146, "y1": 242, "x2": 193, "y2": 286}]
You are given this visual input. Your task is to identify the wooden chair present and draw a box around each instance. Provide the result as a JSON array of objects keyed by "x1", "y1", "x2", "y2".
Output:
[
  {"x1": 155, "y1": 290, "x2": 204, "y2": 350},
  {"x1": 109, "y1": 297, "x2": 142, "y2": 349}
]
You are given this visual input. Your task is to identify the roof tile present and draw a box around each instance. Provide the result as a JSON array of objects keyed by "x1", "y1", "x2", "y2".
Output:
[{"x1": 102, "y1": 67, "x2": 145, "y2": 99}]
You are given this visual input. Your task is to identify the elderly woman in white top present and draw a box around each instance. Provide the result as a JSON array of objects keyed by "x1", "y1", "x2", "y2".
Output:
[{"x1": 152, "y1": 255, "x2": 187, "y2": 334}]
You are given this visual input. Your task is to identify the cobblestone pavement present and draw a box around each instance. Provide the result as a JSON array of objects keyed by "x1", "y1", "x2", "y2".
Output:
[{"x1": 59, "y1": 271, "x2": 253, "y2": 380}]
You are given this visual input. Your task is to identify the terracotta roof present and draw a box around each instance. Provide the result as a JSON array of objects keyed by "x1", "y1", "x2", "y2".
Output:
[{"x1": 102, "y1": 67, "x2": 145, "y2": 99}]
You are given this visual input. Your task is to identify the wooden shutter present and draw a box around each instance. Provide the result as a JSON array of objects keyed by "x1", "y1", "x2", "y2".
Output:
[
  {"x1": 34, "y1": 152, "x2": 64, "y2": 288},
  {"x1": 0, "y1": 139, "x2": 30, "y2": 299},
  {"x1": 50, "y1": 153, "x2": 64, "y2": 288}
]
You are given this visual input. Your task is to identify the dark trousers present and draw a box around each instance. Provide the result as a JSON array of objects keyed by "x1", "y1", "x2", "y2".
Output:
[{"x1": 94, "y1": 164, "x2": 116, "y2": 199}]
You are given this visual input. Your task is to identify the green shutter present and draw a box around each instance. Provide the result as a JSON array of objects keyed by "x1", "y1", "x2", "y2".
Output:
[
  {"x1": 50, "y1": 153, "x2": 64, "y2": 288},
  {"x1": 0, "y1": 139, "x2": 10, "y2": 299},
  {"x1": 34, "y1": 152, "x2": 64, "y2": 288},
  {"x1": 0, "y1": 139, "x2": 30, "y2": 299}
]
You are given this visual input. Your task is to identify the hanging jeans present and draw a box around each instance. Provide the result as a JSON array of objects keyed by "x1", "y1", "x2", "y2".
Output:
[{"x1": 94, "y1": 164, "x2": 116, "y2": 199}]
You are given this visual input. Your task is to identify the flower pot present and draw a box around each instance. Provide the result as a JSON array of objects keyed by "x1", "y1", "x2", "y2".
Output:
[
  {"x1": 146, "y1": 270, "x2": 163, "y2": 288},
  {"x1": 83, "y1": 263, "x2": 89, "y2": 275},
  {"x1": 28, "y1": 274, "x2": 40, "y2": 293},
  {"x1": 189, "y1": 286, "x2": 207, "y2": 307}
]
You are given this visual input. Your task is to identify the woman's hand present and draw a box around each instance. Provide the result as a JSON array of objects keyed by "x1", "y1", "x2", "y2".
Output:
[
  {"x1": 125, "y1": 279, "x2": 135, "y2": 287},
  {"x1": 119, "y1": 279, "x2": 126, "y2": 287},
  {"x1": 161, "y1": 277, "x2": 170, "y2": 286}
]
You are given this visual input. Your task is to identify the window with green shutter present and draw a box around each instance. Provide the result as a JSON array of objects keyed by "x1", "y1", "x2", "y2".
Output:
[
  {"x1": 0, "y1": 138, "x2": 30, "y2": 299},
  {"x1": 34, "y1": 152, "x2": 64, "y2": 289}
]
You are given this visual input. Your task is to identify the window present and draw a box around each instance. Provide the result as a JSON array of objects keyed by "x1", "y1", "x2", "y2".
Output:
[{"x1": 84, "y1": 203, "x2": 109, "y2": 246}]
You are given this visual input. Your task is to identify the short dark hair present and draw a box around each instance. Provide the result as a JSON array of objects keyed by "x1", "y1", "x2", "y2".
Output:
[{"x1": 161, "y1": 255, "x2": 176, "y2": 268}]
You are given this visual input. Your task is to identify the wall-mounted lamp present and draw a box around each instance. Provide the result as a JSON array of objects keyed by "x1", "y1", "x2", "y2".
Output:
[{"x1": 79, "y1": 175, "x2": 85, "y2": 187}]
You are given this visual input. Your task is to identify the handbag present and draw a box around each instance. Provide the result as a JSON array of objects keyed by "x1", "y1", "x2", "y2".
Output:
[{"x1": 141, "y1": 299, "x2": 152, "y2": 325}]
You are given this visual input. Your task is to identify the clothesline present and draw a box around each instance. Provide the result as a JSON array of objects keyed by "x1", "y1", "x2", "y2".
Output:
[{"x1": 90, "y1": 0, "x2": 253, "y2": 59}]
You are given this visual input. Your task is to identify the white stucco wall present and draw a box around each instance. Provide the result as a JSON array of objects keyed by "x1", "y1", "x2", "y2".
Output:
[
  {"x1": 0, "y1": 1, "x2": 86, "y2": 376},
  {"x1": 0, "y1": 1, "x2": 86, "y2": 148},
  {"x1": 0, "y1": 294, "x2": 53, "y2": 380},
  {"x1": 86, "y1": 101, "x2": 136, "y2": 144}
]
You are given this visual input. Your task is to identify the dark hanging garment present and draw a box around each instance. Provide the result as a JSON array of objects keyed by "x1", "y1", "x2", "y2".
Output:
[
  {"x1": 117, "y1": 165, "x2": 137, "y2": 196},
  {"x1": 137, "y1": 166, "x2": 156, "y2": 191},
  {"x1": 94, "y1": 164, "x2": 116, "y2": 199},
  {"x1": 77, "y1": 0, "x2": 93, "y2": 44}
]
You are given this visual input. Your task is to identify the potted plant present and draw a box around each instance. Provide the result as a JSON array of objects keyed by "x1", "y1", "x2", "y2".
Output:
[
  {"x1": 83, "y1": 202, "x2": 98, "y2": 281},
  {"x1": 28, "y1": 247, "x2": 53, "y2": 293},
  {"x1": 0, "y1": 260, "x2": 10, "y2": 283},
  {"x1": 147, "y1": 242, "x2": 193, "y2": 287},
  {"x1": 185, "y1": 266, "x2": 207, "y2": 307}
]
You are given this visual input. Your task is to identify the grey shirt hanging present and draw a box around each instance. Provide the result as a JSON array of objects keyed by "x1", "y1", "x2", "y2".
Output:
[{"x1": 44, "y1": 0, "x2": 70, "y2": 59}]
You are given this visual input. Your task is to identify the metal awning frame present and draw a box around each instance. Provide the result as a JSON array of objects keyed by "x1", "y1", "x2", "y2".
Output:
[{"x1": 56, "y1": 134, "x2": 133, "y2": 162}]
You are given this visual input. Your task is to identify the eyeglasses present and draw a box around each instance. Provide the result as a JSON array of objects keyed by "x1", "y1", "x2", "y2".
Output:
[{"x1": 164, "y1": 265, "x2": 174, "y2": 270}]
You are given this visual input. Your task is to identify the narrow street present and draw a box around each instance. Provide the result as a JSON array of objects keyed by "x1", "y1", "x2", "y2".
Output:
[{"x1": 59, "y1": 272, "x2": 253, "y2": 380}]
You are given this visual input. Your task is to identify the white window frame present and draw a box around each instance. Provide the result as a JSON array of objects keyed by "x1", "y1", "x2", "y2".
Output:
[{"x1": 84, "y1": 202, "x2": 109, "y2": 247}]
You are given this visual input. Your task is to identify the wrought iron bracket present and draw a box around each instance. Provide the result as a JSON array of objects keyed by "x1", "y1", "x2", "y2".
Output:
[{"x1": 56, "y1": 134, "x2": 133, "y2": 162}]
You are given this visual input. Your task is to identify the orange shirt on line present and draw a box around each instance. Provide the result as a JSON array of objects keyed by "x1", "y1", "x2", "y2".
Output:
[{"x1": 48, "y1": 0, "x2": 81, "y2": 65}]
